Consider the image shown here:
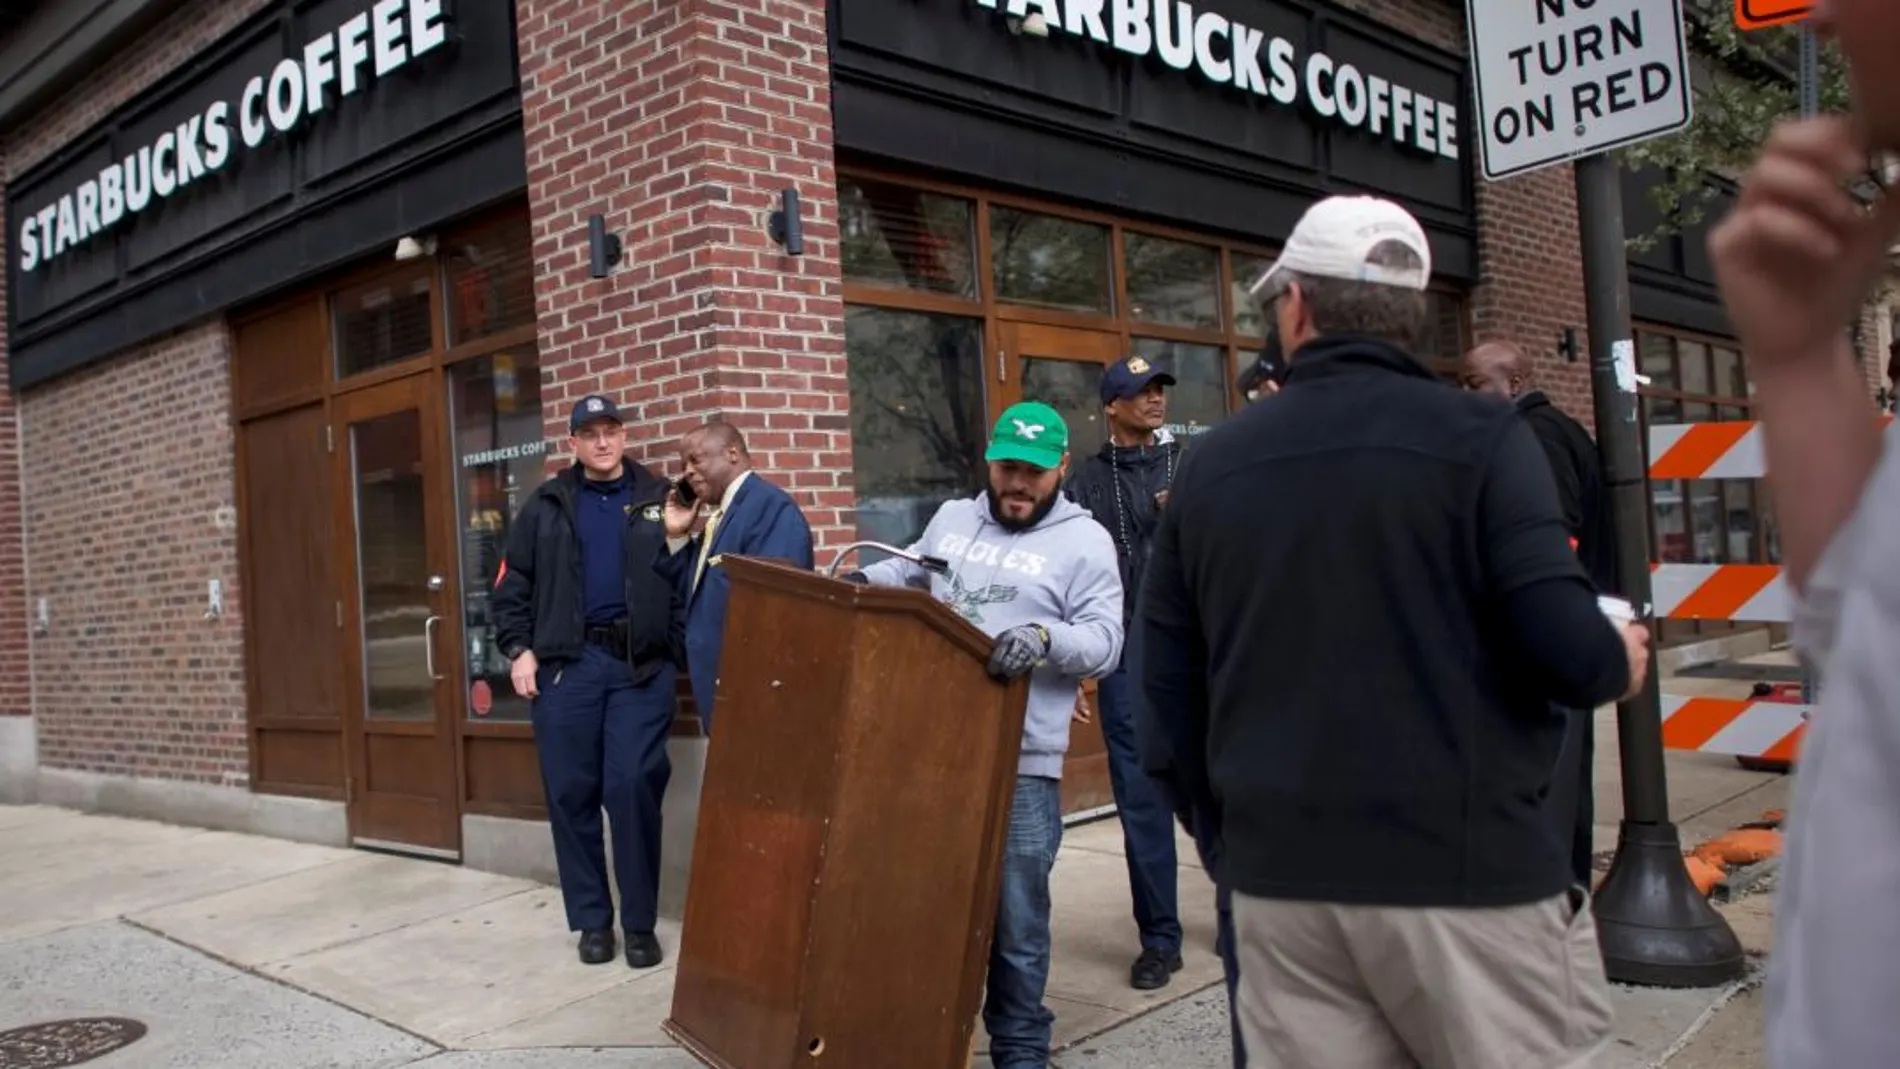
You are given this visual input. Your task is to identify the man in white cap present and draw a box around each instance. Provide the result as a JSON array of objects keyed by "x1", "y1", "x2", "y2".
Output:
[{"x1": 1136, "y1": 196, "x2": 1652, "y2": 1068}]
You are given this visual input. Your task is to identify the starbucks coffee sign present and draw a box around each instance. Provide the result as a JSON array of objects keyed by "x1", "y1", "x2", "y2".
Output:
[
  {"x1": 974, "y1": 0, "x2": 1461, "y2": 160},
  {"x1": 16, "y1": 0, "x2": 452, "y2": 274}
]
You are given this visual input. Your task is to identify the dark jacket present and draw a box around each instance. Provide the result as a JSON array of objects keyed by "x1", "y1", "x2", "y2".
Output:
[
  {"x1": 492, "y1": 460, "x2": 684, "y2": 683},
  {"x1": 1137, "y1": 335, "x2": 1630, "y2": 909},
  {"x1": 1516, "y1": 390, "x2": 1620, "y2": 594},
  {"x1": 1066, "y1": 434, "x2": 1184, "y2": 630},
  {"x1": 659, "y1": 472, "x2": 814, "y2": 729}
]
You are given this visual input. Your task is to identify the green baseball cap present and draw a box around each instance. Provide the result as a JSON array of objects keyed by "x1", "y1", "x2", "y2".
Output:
[{"x1": 986, "y1": 401, "x2": 1069, "y2": 470}]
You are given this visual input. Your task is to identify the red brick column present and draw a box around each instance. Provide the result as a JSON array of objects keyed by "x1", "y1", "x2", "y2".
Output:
[
  {"x1": 515, "y1": 0, "x2": 853, "y2": 553},
  {"x1": 0, "y1": 166, "x2": 28, "y2": 721},
  {"x1": 1470, "y1": 166, "x2": 1594, "y2": 430}
]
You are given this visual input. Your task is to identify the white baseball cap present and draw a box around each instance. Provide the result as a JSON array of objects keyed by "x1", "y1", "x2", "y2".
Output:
[{"x1": 1249, "y1": 196, "x2": 1433, "y2": 297}]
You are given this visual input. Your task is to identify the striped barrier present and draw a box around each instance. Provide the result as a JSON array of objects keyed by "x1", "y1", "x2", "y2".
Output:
[
  {"x1": 1649, "y1": 415, "x2": 1894, "y2": 480},
  {"x1": 1661, "y1": 692, "x2": 1808, "y2": 762},
  {"x1": 1650, "y1": 563, "x2": 1789, "y2": 622}
]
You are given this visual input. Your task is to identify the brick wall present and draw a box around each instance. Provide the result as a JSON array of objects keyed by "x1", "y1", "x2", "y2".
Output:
[
  {"x1": 514, "y1": 0, "x2": 852, "y2": 551},
  {"x1": 0, "y1": 0, "x2": 267, "y2": 767},
  {"x1": 18, "y1": 324, "x2": 247, "y2": 784},
  {"x1": 0, "y1": 160, "x2": 24, "y2": 719}
]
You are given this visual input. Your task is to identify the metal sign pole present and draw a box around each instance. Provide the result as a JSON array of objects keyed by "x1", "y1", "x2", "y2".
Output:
[{"x1": 1577, "y1": 153, "x2": 1746, "y2": 987}]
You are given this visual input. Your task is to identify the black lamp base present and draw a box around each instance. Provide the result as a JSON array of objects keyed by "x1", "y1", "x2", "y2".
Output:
[{"x1": 1591, "y1": 820, "x2": 1747, "y2": 988}]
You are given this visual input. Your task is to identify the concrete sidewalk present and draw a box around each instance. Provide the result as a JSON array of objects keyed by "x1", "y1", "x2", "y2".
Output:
[
  {"x1": 0, "y1": 652, "x2": 1794, "y2": 1067},
  {"x1": 0, "y1": 803, "x2": 1227, "y2": 1067}
]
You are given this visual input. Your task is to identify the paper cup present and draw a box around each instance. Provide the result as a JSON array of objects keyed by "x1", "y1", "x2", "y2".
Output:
[{"x1": 1598, "y1": 595, "x2": 1635, "y2": 626}]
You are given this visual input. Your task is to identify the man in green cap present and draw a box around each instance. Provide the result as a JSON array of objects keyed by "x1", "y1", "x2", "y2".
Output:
[{"x1": 848, "y1": 401, "x2": 1125, "y2": 1069}]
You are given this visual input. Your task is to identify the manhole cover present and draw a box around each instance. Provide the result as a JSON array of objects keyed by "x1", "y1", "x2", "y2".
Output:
[{"x1": 0, "y1": 1017, "x2": 147, "y2": 1068}]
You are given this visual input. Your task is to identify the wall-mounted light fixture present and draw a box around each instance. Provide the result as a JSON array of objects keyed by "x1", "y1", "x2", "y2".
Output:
[
  {"x1": 394, "y1": 234, "x2": 437, "y2": 261},
  {"x1": 1559, "y1": 327, "x2": 1579, "y2": 364},
  {"x1": 768, "y1": 188, "x2": 805, "y2": 256},
  {"x1": 588, "y1": 214, "x2": 624, "y2": 279},
  {"x1": 1006, "y1": 13, "x2": 1051, "y2": 36}
]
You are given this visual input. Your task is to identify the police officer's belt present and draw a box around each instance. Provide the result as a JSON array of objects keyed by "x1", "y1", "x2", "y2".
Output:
[{"x1": 584, "y1": 619, "x2": 631, "y2": 655}]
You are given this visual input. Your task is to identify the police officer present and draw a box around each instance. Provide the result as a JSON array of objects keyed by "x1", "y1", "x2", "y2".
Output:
[{"x1": 493, "y1": 394, "x2": 685, "y2": 969}]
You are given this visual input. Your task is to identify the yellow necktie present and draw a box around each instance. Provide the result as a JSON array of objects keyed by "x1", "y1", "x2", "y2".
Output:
[{"x1": 692, "y1": 508, "x2": 725, "y2": 593}]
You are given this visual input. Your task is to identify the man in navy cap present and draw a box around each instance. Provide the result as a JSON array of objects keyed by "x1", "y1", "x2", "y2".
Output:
[
  {"x1": 492, "y1": 394, "x2": 685, "y2": 970},
  {"x1": 1064, "y1": 355, "x2": 1186, "y2": 990}
]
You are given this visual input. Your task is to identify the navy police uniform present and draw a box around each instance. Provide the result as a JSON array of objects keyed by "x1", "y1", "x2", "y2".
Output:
[{"x1": 492, "y1": 396, "x2": 684, "y2": 967}]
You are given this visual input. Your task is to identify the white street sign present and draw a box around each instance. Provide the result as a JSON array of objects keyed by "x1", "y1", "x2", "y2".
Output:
[{"x1": 1466, "y1": 0, "x2": 1693, "y2": 181}]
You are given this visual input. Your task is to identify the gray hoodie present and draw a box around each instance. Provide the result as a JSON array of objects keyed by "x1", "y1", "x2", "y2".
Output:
[{"x1": 860, "y1": 492, "x2": 1124, "y2": 778}]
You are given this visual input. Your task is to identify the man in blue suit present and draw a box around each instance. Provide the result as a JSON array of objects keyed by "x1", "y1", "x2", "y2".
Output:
[{"x1": 661, "y1": 420, "x2": 815, "y2": 731}]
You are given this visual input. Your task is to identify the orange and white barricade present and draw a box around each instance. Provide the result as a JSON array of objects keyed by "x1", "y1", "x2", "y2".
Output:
[
  {"x1": 1633, "y1": 418, "x2": 1890, "y2": 766},
  {"x1": 1661, "y1": 692, "x2": 1808, "y2": 762}
]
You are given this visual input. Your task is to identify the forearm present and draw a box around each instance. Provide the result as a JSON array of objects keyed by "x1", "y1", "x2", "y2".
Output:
[
  {"x1": 1504, "y1": 576, "x2": 1629, "y2": 709},
  {"x1": 1752, "y1": 338, "x2": 1883, "y2": 592},
  {"x1": 1044, "y1": 617, "x2": 1122, "y2": 679}
]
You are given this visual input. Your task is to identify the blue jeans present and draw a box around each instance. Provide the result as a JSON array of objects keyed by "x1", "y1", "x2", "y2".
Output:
[
  {"x1": 530, "y1": 645, "x2": 677, "y2": 934},
  {"x1": 1095, "y1": 662, "x2": 1183, "y2": 954},
  {"x1": 986, "y1": 775, "x2": 1063, "y2": 1068}
]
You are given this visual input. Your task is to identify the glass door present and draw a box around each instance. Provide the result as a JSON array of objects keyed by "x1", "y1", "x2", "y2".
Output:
[
  {"x1": 996, "y1": 321, "x2": 1121, "y2": 814},
  {"x1": 333, "y1": 372, "x2": 465, "y2": 856}
]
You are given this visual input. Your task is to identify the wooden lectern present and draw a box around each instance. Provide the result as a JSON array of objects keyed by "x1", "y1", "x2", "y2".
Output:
[{"x1": 664, "y1": 555, "x2": 1029, "y2": 1069}]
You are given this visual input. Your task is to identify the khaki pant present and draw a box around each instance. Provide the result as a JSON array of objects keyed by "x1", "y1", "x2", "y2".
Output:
[{"x1": 1231, "y1": 887, "x2": 1614, "y2": 1069}]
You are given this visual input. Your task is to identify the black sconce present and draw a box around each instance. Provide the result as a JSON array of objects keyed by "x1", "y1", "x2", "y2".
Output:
[
  {"x1": 1559, "y1": 326, "x2": 1580, "y2": 363},
  {"x1": 588, "y1": 213, "x2": 623, "y2": 279},
  {"x1": 768, "y1": 187, "x2": 804, "y2": 256}
]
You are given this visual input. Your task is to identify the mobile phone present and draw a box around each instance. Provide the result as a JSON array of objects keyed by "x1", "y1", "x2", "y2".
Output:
[{"x1": 673, "y1": 478, "x2": 698, "y2": 507}]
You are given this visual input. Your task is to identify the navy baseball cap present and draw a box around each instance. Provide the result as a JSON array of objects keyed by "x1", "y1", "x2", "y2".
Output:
[
  {"x1": 1100, "y1": 356, "x2": 1177, "y2": 404},
  {"x1": 569, "y1": 394, "x2": 624, "y2": 433}
]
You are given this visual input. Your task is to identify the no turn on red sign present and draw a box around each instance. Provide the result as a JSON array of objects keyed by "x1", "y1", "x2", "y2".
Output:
[
  {"x1": 1466, "y1": 0, "x2": 1694, "y2": 180},
  {"x1": 1736, "y1": 0, "x2": 1812, "y2": 31}
]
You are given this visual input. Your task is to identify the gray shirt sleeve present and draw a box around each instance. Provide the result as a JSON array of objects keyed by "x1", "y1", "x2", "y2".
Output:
[{"x1": 1766, "y1": 429, "x2": 1900, "y2": 1069}]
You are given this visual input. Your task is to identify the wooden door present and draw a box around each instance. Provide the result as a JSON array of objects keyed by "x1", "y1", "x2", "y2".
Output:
[
  {"x1": 333, "y1": 373, "x2": 465, "y2": 856},
  {"x1": 995, "y1": 322, "x2": 1122, "y2": 814}
]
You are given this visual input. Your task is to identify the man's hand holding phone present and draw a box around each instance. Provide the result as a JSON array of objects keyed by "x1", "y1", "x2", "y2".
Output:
[{"x1": 663, "y1": 479, "x2": 706, "y2": 540}]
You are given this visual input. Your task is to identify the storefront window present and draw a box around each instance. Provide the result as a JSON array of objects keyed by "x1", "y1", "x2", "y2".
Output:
[
  {"x1": 841, "y1": 178, "x2": 978, "y2": 297},
  {"x1": 1022, "y1": 357, "x2": 1109, "y2": 461},
  {"x1": 1230, "y1": 253, "x2": 1274, "y2": 338},
  {"x1": 1132, "y1": 339, "x2": 1226, "y2": 440},
  {"x1": 334, "y1": 262, "x2": 434, "y2": 377},
  {"x1": 845, "y1": 307, "x2": 987, "y2": 546},
  {"x1": 1418, "y1": 291, "x2": 1469, "y2": 366},
  {"x1": 445, "y1": 215, "x2": 537, "y2": 345},
  {"x1": 837, "y1": 171, "x2": 1472, "y2": 511},
  {"x1": 449, "y1": 346, "x2": 549, "y2": 723},
  {"x1": 990, "y1": 207, "x2": 1113, "y2": 313},
  {"x1": 1125, "y1": 233, "x2": 1220, "y2": 331}
]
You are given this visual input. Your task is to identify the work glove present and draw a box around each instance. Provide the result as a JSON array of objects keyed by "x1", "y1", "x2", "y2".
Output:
[{"x1": 987, "y1": 623, "x2": 1051, "y2": 681}]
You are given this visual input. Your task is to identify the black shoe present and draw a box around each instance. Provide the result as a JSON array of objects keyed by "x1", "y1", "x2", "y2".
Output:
[
  {"x1": 626, "y1": 930, "x2": 664, "y2": 969},
  {"x1": 577, "y1": 928, "x2": 616, "y2": 965},
  {"x1": 1130, "y1": 946, "x2": 1184, "y2": 990}
]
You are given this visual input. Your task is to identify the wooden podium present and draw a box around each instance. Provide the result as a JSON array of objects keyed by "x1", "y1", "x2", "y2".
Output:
[{"x1": 663, "y1": 555, "x2": 1029, "y2": 1069}]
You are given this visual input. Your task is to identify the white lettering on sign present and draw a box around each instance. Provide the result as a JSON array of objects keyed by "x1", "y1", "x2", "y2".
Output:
[
  {"x1": 1465, "y1": 0, "x2": 1691, "y2": 181},
  {"x1": 461, "y1": 438, "x2": 561, "y2": 469},
  {"x1": 17, "y1": 0, "x2": 451, "y2": 274},
  {"x1": 974, "y1": 0, "x2": 1459, "y2": 161}
]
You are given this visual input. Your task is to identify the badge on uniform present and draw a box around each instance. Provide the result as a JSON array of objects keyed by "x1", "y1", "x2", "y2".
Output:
[{"x1": 642, "y1": 505, "x2": 663, "y2": 522}]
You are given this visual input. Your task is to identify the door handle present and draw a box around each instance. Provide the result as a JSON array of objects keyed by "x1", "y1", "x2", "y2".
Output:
[{"x1": 424, "y1": 614, "x2": 446, "y2": 682}]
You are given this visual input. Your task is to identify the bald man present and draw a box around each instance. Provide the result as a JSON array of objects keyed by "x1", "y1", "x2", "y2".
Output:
[{"x1": 1463, "y1": 340, "x2": 1617, "y2": 887}]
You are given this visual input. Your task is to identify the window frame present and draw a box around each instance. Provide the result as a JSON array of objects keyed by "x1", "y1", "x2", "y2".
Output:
[{"x1": 837, "y1": 164, "x2": 1473, "y2": 416}]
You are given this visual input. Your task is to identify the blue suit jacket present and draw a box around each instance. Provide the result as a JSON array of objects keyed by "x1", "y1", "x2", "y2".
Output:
[{"x1": 663, "y1": 473, "x2": 814, "y2": 729}]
